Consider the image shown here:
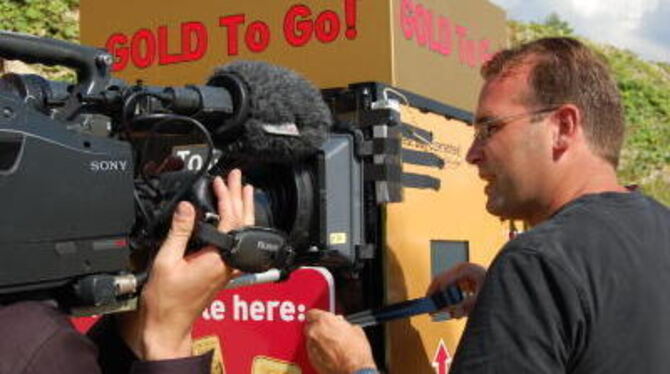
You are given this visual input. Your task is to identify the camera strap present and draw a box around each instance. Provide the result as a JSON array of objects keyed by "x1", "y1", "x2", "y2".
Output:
[
  {"x1": 196, "y1": 222, "x2": 236, "y2": 251},
  {"x1": 345, "y1": 285, "x2": 464, "y2": 327},
  {"x1": 195, "y1": 223, "x2": 294, "y2": 273}
]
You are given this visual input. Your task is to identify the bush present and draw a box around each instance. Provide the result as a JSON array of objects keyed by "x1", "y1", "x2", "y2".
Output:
[
  {"x1": 0, "y1": 0, "x2": 78, "y2": 40},
  {"x1": 0, "y1": 0, "x2": 79, "y2": 80}
]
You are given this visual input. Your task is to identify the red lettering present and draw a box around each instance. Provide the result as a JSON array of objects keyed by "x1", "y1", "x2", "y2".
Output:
[
  {"x1": 181, "y1": 22, "x2": 208, "y2": 62},
  {"x1": 284, "y1": 5, "x2": 313, "y2": 47},
  {"x1": 478, "y1": 39, "x2": 493, "y2": 64},
  {"x1": 400, "y1": 0, "x2": 414, "y2": 40},
  {"x1": 455, "y1": 25, "x2": 467, "y2": 40},
  {"x1": 438, "y1": 16, "x2": 452, "y2": 56},
  {"x1": 397, "y1": 0, "x2": 492, "y2": 67},
  {"x1": 219, "y1": 14, "x2": 245, "y2": 56},
  {"x1": 283, "y1": 2, "x2": 355, "y2": 47},
  {"x1": 104, "y1": 23, "x2": 208, "y2": 71},
  {"x1": 130, "y1": 29, "x2": 156, "y2": 69},
  {"x1": 344, "y1": 0, "x2": 358, "y2": 39},
  {"x1": 414, "y1": 4, "x2": 428, "y2": 46},
  {"x1": 456, "y1": 25, "x2": 476, "y2": 67},
  {"x1": 315, "y1": 10, "x2": 341, "y2": 43},
  {"x1": 464, "y1": 39, "x2": 476, "y2": 67},
  {"x1": 427, "y1": 10, "x2": 442, "y2": 53},
  {"x1": 245, "y1": 21, "x2": 270, "y2": 53},
  {"x1": 106, "y1": 33, "x2": 129, "y2": 72},
  {"x1": 158, "y1": 25, "x2": 182, "y2": 65},
  {"x1": 157, "y1": 23, "x2": 208, "y2": 65}
]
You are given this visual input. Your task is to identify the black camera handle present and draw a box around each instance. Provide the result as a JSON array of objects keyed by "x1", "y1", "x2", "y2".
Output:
[
  {"x1": 0, "y1": 31, "x2": 113, "y2": 121},
  {"x1": 196, "y1": 223, "x2": 295, "y2": 274},
  {"x1": 0, "y1": 31, "x2": 111, "y2": 94}
]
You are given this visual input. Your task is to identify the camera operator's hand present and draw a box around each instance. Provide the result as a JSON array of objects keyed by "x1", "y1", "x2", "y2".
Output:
[
  {"x1": 123, "y1": 170, "x2": 254, "y2": 360},
  {"x1": 425, "y1": 262, "x2": 487, "y2": 319}
]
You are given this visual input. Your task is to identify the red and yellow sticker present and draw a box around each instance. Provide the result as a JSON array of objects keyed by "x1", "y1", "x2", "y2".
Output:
[
  {"x1": 252, "y1": 356, "x2": 302, "y2": 374},
  {"x1": 193, "y1": 335, "x2": 225, "y2": 374}
]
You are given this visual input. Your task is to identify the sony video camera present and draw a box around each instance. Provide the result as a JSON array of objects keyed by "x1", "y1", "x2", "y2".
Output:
[{"x1": 0, "y1": 31, "x2": 405, "y2": 311}]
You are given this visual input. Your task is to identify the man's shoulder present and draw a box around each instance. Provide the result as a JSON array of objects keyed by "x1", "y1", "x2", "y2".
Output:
[
  {"x1": 500, "y1": 216, "x2": 579, "y2": 259},
  {"x1": 497, "y1": 191, "x2": 669, "y2": 276},
  {"x1": 511, "y1": 192, "x2": 664, "y2": 248}
]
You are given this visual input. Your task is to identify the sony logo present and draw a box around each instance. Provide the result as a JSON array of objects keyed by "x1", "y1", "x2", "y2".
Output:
[
  {"x1": 257, "y1": 240, "x2": 280, "y2": 251},
  {"x1": 90, "y1": 160, "x2": 129, "y2": 172}
]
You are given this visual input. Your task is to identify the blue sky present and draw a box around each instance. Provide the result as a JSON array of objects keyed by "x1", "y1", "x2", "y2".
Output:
[{"x1": 490, "y1": 0, "x2": 670, "y2": 63}]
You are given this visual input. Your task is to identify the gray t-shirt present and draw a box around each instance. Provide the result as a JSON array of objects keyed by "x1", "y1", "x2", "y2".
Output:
[{"x1": 451, "y1": 192, "x2": 670, "y2": 374}]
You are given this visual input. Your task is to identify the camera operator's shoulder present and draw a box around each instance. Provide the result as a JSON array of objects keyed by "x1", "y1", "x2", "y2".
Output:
[
  {"x1": 0, "y1": 301, "x2": 98, "y2": 374},
  {"x1": 0, "y1": 300, "x2": 69, "y2": 333}
]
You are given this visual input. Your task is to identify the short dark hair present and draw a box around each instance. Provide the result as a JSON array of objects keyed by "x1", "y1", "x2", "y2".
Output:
[{"x1": 482, "y1": 37, "x2": 624, "y2": 167}]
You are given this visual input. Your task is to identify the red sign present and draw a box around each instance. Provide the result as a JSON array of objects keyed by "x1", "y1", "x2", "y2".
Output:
[
  {"x1": 73, "y1": 267, "x2": 334, "y2": 373},
  {"x1": 194, "y1": 267, "x2": 334, "y2": 373}
]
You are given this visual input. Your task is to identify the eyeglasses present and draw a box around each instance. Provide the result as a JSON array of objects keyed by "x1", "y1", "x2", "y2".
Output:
[{"x1": 472, "y1": 107, "x2": 559, "y2": 142}]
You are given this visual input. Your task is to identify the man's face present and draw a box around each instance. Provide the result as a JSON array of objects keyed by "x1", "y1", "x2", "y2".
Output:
[{"x1": 466, "y1": 65, "x2": 555, "y2": 221}]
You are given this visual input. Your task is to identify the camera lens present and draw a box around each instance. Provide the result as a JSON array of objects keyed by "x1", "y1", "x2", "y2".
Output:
[{"x1": 244, "y1": 163, "x2": 315, "y2": 251}]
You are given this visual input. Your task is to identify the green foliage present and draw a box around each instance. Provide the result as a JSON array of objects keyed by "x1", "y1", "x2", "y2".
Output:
[
  {"x1": 0, "y1": 0, "x2": 78, "y2": 41},
  {"x1": 508, "y1": 15, "x2": 670, "y2": 206},
  {"x1": 543, "y1": 13, "x2": 573, "y2": 35},
  {"x1": 601, "y1": 46, "x2": 670, "y2": 186},
  {"x1": 509, "y1": 13, "x2": 575, "y2": 46},
  {"x1": 0, "y1": 0, "x2": 79, "y2": 81}
]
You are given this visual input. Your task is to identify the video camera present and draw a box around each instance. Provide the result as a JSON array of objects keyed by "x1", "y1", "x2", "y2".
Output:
[{"x1": 0, "y1": 31, "x2": 404, "y2": 312}]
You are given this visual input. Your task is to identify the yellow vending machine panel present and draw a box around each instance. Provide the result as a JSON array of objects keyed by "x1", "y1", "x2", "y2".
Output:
[{"x1": 383, "y1": 104, "x2": 513, "y2": 373}]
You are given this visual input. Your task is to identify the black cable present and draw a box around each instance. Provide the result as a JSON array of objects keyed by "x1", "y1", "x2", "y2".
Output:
[
  {"x1": 137, "y1": 113, "x2": 215, "y2": 239},
  {"x1": 120, "y1": 88, "x2": 214, "y2": 233},
  {"x1": 134, "y1": 271, "x2": 149, "y2": 288},
  {"x1": 119, "y1": 90, "x2": 169, "y2": 198},
  {"x1": 119, "y1": 87, "x2": 214, "y2": 232},
  {"x1": 120, "y1": 90, "x2": 162, "y2": 137},
  {"x1": 123, "y1": 105, "x2": 215, "y2": 292},
  {"x1": 133, "y1": 188, "x2": 151, "y2": 226}
]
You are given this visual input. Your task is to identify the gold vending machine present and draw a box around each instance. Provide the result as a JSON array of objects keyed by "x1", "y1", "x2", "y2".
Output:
[{"x1": 81, "y1": 0, "x2": 511, "y2": 372}]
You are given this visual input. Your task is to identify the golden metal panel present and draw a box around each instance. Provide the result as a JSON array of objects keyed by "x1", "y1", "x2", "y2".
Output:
[{"x1": 383, "y1": 105, "x2": 511, "y2": 373}]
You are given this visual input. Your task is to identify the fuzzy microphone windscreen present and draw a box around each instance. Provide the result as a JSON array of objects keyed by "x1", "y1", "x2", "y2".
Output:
[{"x1": 211, "y1": 60, "x2": 333, "y2": 162}]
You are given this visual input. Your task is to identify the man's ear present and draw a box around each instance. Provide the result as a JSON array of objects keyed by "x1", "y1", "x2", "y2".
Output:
[{"x1": 552, "y1": 104, "x2": 580, "y2": 152}]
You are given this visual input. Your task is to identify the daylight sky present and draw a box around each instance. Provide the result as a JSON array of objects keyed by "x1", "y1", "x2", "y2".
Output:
[{"x1": 489, "y1": 0, "x2": 670, "y2": 63}]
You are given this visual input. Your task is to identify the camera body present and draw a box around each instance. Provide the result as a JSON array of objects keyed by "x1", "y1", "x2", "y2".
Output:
[
  {"x1": 0, "y1": 32, "x2": 402, "y2": 310},
  {"x1": 0, "y1": 90, "x2": 133, "y2": 296}
]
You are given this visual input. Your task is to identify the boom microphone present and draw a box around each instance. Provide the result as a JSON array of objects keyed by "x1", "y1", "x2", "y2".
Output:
[{"x1": 208, "y1": 60, "x2": 333, "y2": 162}]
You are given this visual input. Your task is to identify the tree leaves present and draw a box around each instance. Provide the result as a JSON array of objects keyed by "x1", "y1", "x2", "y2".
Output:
[{"x1": 0, "y1": 0, "x2": 78, "y2": 41}]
